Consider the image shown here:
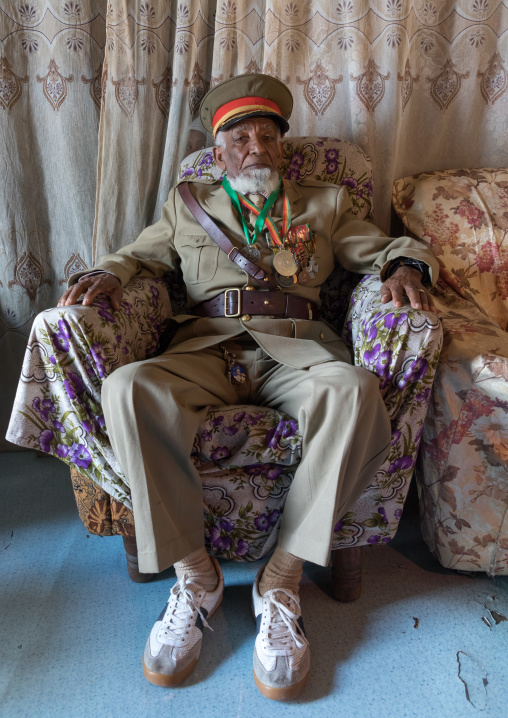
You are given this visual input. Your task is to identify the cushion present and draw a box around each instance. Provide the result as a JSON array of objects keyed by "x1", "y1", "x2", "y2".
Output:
[{"x1": 392, "y1": 168, "x2": 508, "y2": 331}]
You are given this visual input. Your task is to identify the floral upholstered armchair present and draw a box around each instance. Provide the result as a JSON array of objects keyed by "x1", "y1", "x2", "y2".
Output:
[
  {"x1": 393, "y1": 168, "x2": 508, "y2": 576},
  {"x1": 7, "y1": 138, "x2": 443, "y2": 597}
]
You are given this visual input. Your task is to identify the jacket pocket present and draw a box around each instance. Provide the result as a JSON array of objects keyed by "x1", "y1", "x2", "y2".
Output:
[{"x1": 177, "y1": 235, "x2": 220, "y2": 284}]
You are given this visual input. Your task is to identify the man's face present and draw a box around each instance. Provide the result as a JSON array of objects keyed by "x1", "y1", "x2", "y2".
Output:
[{"x1": 213, "y1": 117, "x2": 283, "y2": 179}]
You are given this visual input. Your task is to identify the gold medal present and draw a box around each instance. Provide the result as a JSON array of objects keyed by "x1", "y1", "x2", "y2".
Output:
[{"x1": 273, "y1": 250, "x2": 298, "y2": 277}]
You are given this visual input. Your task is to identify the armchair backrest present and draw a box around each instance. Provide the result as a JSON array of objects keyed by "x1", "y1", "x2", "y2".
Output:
[{"x1": 179, "y1": 137, "x2": 373, "y2": 222}]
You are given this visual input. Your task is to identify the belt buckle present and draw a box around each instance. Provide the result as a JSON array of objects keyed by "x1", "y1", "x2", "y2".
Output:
[{"x1": 224, "y1": 288, "x2": 241, "y2": 318}]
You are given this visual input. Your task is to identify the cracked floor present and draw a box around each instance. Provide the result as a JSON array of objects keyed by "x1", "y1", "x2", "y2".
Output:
[{"x1": 1, "y1": 451, "x2": 507, "y2": 718}]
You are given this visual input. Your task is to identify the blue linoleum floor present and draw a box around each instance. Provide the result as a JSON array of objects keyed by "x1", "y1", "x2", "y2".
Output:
[{"x1": 1, "y1": 451, "x2": 507, "y2": 718}]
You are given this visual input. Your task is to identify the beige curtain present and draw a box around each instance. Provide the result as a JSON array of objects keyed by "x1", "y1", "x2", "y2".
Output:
[{"x1": 2, "y1": 0, "x2": 508, "y2": 447}]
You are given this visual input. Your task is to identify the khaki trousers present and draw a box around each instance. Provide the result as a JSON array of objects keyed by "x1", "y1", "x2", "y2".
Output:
[{"x1": 102, "y1": 337, "x2": 391, "y2": 574}]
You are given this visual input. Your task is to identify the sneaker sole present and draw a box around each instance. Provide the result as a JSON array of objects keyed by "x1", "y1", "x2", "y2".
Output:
[
  {"x1": 253, "y1": 669, "x2": 308, "y2": 701},
  {"x1": 143, "y1": 654, "x2": 199, "y2": 687},
  {"x1": 143, "y1": 591, "x2": 223, "y2": 687}
]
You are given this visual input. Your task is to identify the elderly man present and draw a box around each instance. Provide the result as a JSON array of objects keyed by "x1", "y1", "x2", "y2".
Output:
[{"x1": 58, "y1": 74, "x2": 437, "y2": 701}]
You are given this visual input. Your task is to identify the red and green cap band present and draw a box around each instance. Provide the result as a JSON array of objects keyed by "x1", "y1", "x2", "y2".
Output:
[{"x1": 212, "y1": 96, "x2": 284, "y2": 137}]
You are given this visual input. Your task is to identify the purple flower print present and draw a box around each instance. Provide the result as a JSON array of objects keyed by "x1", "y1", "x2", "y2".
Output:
[
  {"x1": 325, "y1": 148, "x2": 338, "y2": 161},
  {"x1": 56, "y1": 444, "x2": 69, "y2": 459},
  {"x1": 415, "y1": 387, "x2": 431, "y2": 403},
  {"x1": 196, "y1": 168, "x2": 203, "y2": 178},
  {"x1": 245, "y1": 413, "x2": 262, "y2": 426},
  {"x1": 58, "y1": 319, "x2": 71, "y2": 337},
  {"x1": 341, "y1": 177, "x2": 358, "y2": 189},
  {"x1": 202, "y1": 430, "x2": 212, "y2": 442},
  {"x1": 209, "y1": 525, "x2": 232, "y2": 552},
  {"x1": 97, "y1": 414, "x2": 106, "y2": 429},
  {"x1": 384, "y1": 312, "x2": 408, "y2": 329},
  {"x1": 97, "y1": 305, "x2": 116, "y2": 323},
  {"x1": 391, "y1": 429, "x2": 401, "y2": 445},
  {"x1": 52, "y1": 420, "x2": 65, "y2": 433},
  {"x1": 233, "y1": 411, "x2": 245, "y2": 423},
  {"x1": 364, "y1": 343, "x2": 381, "y2": 365},
  {"x1": 49, "y1": 356, "x2": 56, "y2": 365},
  {"x1": 224, "y1": 426, "x2": 238, "y2": 436},
  {"x1": 219, "y1": 518, "x2": 234, "y2": 531},
  {"x1": 334, "y1": 518, "x2": 344, "y2": 532},
  {"x1": 39, "y1": 429, "x2": 54, "y2": 452},
  {"x1": 120, "y1": 301, "x2": 132, "y2": 316},
  {"x1": 150, "y1": 285, "x2": 160, "y2": 308},
  {"x1": 366, "y1": 323, "x2": 378, "y2": 342},
  {"x1": 326, "y1": 161, "x2": 338, "y2": 174},
  {"x1": 362, "y1": 181, "x2": 373, "y2": 195},
  {"x1": 367, "y1": 535, "x2": 390, "y2": 544},
  {"x1": 245, "y1": 464, "x2": 264, "y2": 475},
  {"x1": 269, "y1": 509, "x2": 281, "y2": 526},
  {"x1": 375, "y1": 350, "x2": 393, "y2": 375},
  {"x1": 266, "y1": 465, "x2": 283, "y2": 481},
  {"x1": 90, "y1": 343, "x2": 107, "y2": 379},
  {"x1": 235, "y1": 539, "x2": 249, "y2": 557},
  {"x1": 68, "y1": 442, "x2": 92, "y2": 469},
  {"x1": 52, "y1": 332, "x2": 69, "y2": 353},
  {"x1": 198, "y1": 152, "x2": 213, "y2": 168},
  {"x1": 33, "y1": 397, "x2": 56, "y2": 421},
  {"x1": 266, "y1": 420, "x2": 298, "y2": 448},
  {"x1": 406, "y1": 358, "x2": 428, "y2": 383},
  {"x1": 210, "y1": 446, "x2": 231, "y2": 461},
  {"x1": 82, "y1": 419, "x2": 95, "y2": 435},
  {"x1": 64, "y1": 372, "x2": 86, "y2": 400},
  {"x1": 388, "y1": 455, "x2": 413, "y2": 473},
  {"x1": 378, "y1": 506, "x2": 387, "y2": 521},
  {"x1": 254, "y1": 514, "x2": 270, "y2": 531},
  {"x1": 316, "y1": 139, "x2": 324, "y2": 147},
  {"x1": 210, "y1": 415, "x2": 224, "y2": 427},
  {"x1": 180, "y1": 167, "x2": 194, "y2": 179},
  {"x1": 394, "y1": 508, "x2": 403, "y2": 520},
  {"x1": 285, "y1": 168, "x2": 300, "y2": 181},
  {"x1": 290, "y1": 152, "x2": 305, "y2": 167}
]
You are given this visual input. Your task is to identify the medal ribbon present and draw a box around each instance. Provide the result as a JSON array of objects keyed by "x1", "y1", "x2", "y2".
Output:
[{"x1": 222, "y1": 176, "x2": 291, "y2": 247}]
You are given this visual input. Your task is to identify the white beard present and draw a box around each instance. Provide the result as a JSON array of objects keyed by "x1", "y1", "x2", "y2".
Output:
[{"x1": 227, "y1": 167, "x2": 280, "y2": 195}]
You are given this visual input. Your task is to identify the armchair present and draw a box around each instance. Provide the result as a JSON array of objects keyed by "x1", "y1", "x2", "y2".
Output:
[
  {"x1": 7, "y1": 138, "x2": 443, "y2": 597},
  {"x1": 393, "y1": 168, "x2": 508, "y2": 575}
]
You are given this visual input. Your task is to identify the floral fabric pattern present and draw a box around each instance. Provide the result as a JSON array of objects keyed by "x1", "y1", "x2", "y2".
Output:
[
  {"x1": 393, "y1": 169, "x2": 508, "y2": 575},
  {"x1": 8, "y1": 138, "x2": 442, "y2": 563}
]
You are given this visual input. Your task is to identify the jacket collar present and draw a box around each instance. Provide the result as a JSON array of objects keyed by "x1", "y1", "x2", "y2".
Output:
[{"x1": 203, "y1": 176, "x2": 304, "y2": 236}]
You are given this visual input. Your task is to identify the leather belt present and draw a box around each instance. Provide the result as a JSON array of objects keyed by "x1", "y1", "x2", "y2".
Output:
[{"x1": 192, "y1": 289, "x2": 319, "y2": 320}]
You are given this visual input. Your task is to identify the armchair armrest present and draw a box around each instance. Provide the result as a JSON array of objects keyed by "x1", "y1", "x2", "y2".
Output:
[
  {"x1": 6, "y1": 276, "x2": 172, "y2": 507},
  {"x1": 345, "y1": 275, "x2": 443, "y2": 418}
]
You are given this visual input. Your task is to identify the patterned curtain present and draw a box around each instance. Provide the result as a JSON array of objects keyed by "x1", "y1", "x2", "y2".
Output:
[{"x1": 2, "y1": 0, "x2": 508, "y2": 448}]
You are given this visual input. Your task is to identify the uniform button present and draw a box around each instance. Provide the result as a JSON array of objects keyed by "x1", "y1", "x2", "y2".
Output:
[
  {"x1": 241, "y1": 315, "x2": 251, "y2": 321},
  {"x1": 264, "y1": 300, "x2": 269, "y2": 305},
  {"x1": 320, "y1": 332, "x2": 325, "y2": 339},
  {"x1": 245, "y1": 286, "x2": 255, "y2": 291}
]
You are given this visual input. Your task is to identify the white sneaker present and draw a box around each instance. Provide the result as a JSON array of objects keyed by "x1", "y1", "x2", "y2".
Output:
[
  {"x1": 252, "y1": 567, "x2": 310, "y2": 700},
  {"x1": 143, "y1": 556, "x2": 224, "y2": 687}
]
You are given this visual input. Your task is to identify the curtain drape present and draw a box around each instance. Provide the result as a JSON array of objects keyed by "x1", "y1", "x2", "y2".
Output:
[{"x1": 2, "y1": 0, "x2": 508, "y2": 448}]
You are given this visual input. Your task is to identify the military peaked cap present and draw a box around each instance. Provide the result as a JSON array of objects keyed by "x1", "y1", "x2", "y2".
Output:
[{"x1": 200, "y1": 73, "x2": 293, "y2": 137}]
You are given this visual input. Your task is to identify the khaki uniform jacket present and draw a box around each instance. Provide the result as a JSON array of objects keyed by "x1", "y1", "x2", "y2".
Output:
[{"x1": 71, "y1": 179, "x2": 439, "y2": 369}]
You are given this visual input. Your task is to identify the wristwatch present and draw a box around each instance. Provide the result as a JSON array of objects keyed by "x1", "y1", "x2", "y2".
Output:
[{"x1": 386, "y1": 257, "x2": 430, "y2": 283}]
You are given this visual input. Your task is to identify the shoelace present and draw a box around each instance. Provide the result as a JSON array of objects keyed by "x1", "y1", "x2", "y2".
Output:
[
  {"x1": 263, "y1": 588, "x2": 309, "y2": 654},
  {"x1": 161, "y1": 574, "x2": 213, "y2": 643}
]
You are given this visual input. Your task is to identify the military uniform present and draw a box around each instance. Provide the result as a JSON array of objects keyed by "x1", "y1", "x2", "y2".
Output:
[{"x1": 71, "y1": 177, "x2": 439, "y2": 573}]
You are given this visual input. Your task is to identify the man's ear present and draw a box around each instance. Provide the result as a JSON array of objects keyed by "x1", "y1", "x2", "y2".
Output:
[{"x1": 213, "y1": 146, "x2": 226, "y2": 171}]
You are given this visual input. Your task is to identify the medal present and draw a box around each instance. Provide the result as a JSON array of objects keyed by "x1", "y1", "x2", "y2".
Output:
[
  {"x1": 297, "y1": 270, "x2": 311, "y2": 285},
  {"x1": 220, "y1": 345, "x2": 247, "y2": 384},
  {"x1": 240, "y1": 244, "x2": 261, "y2": 262},
  {"x1": 276, "y1": 272, "x2": 296, "y2": 287},
  {"x1": 273, "y1": 250, "x2": 298, "y2": 277}
]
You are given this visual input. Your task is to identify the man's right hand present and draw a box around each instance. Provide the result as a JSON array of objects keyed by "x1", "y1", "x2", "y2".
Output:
[{"x1": 57, "y1": 273, "x2": 123, "y2": 309}]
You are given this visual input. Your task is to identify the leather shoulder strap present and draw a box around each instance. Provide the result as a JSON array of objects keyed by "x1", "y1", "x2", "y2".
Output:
[{"x1": 177, "y1": 182, "x2": 279, "y2": 290}]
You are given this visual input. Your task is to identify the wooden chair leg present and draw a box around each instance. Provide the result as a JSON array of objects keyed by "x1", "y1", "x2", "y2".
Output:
[
  {"x1": 331, "y1": 546, "x2": 363, "y2": 602},
  {"x1": 122, "y1": 535, "x2": 156, "y2": 583}
]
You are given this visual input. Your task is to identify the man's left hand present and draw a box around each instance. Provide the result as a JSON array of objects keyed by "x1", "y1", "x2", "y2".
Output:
[{"x1": 380, "y1": 266, "x2": 436, "y2": 312}]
